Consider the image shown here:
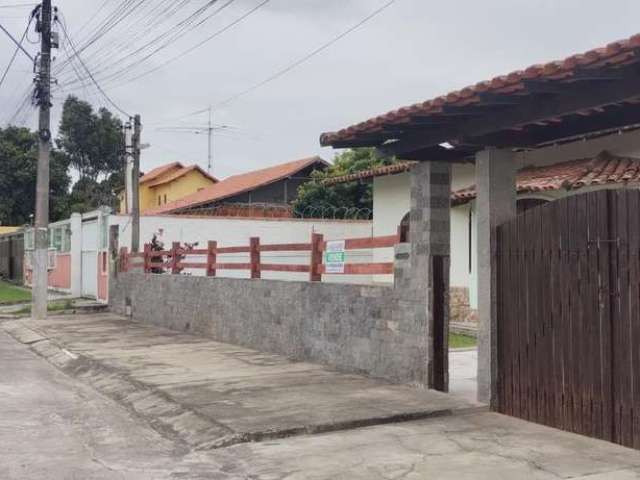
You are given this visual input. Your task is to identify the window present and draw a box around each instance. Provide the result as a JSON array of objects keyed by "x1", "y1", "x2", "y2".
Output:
[
  {"x1": 399, "y1": 212, "x2": 410, "y2": 242},
  {"x1": 164, "y1": 194, "x2": 167, "y2": 204},
  {"x1": 24, "y1": 228, "x2": 34, "y2": 250},
  {"x1": 158, "y1": 195, "x2": 162, "y2": 206}
]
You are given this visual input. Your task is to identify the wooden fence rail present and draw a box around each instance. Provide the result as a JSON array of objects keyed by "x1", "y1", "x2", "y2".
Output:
[{"x1": 119, "y1": 229, "x2": 402, "y2": 282}]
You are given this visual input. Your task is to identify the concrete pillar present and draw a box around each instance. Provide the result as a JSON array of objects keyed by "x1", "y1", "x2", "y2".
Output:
[
  {"x1": 476, "y1": 148, "x2": 517, "y2": 406},
  {"x1": 70, "y1": 213, "x2": 82, "y2": 298},
  {"x1": 404, "y1": 161, "x2": 451, "y2": 390}
]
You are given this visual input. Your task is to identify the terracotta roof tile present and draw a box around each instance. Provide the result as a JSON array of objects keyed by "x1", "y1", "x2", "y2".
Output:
[
  {"x1": 323, "y1": 162, "x2": 415, "y2": 185},
  {"x1": 145, "y1": 156, "x2": 329, "y2": 215},
  {"x1": 452, "y1": 151, "x2": 640, "y2": 205},
  {"x1": 145, "y1": 165, "x2": 218, "y2": 187},
  {"x1": 320, "y1": 33, "x2": 640, "y2": 147},
  {"x1": 140, "y1": 162, "x2": 183, "y2": 184},
  {"x1": 322, "y1": 152, "x2": 640, "y2": 205}
]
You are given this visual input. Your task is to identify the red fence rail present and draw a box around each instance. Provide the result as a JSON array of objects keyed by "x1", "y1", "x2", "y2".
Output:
[{"x1": 120, "y1": 229, "x2": 402, "y2": 281}]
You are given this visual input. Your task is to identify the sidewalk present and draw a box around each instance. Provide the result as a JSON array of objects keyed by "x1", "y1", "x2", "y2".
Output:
[{"x1": 2, "y1": 313, "x2": 473, "y2": 450}]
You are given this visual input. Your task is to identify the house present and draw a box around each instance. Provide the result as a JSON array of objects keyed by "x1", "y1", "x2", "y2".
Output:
[
  {"x1": 324, "y1": 150, "x2": 640, "y2": 323},
  {"x1": 119, "y1": 161, "x2": 218, "y2": 214},
  {"x1": 145, "y1": 156, "x2": 329, "y2": 216}
]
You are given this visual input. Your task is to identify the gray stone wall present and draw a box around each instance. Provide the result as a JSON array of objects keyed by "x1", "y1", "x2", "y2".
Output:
[
  {"x1": 110, "y1": 161, "x2": 453, "y2": 388},
  {"x1": 110, "y1": 251, "x2": 429, "y2": 385}
]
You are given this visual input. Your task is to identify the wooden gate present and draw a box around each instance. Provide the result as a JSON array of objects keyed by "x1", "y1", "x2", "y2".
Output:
[{"x1": 497, "y1": 189, "x2": 640, "y2": 448}]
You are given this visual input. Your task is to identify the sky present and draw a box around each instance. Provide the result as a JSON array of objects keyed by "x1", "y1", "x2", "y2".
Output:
[{"x1": 1, "y1": 0, "x2": 640, "y2": 180}]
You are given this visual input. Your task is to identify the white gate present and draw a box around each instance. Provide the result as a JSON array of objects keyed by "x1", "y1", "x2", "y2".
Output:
[{"x1": 81, "y1": 220, "x2": 98, "y2": 298}]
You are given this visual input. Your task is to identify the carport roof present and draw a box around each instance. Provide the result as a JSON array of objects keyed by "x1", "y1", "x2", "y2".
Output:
[{"x1": 320, "y1": 33, "x2": 640, "y2": 161}]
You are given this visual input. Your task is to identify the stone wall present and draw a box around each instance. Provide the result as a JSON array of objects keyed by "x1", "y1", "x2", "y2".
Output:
[
  {"x1": 109, "y1": 162, "x2": 454, "y2": 389},
  {"x1": 110, "y1": 254, "x2": 430, "y2": 385}
]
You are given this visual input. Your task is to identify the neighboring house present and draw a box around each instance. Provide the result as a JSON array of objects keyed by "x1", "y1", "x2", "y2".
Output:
[
  {"x1": 119, "y1": 161, "x2": 218, "y2": 214},
  {"x1": 145, "y1": 156, "x2": 329, "y2": 215},
  {"x1": 325, "y1": 151, "x2": 640, "y2": 323}
]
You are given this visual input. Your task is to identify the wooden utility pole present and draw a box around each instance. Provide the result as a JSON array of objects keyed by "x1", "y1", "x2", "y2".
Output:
[
  {"x1": 32, "y1": 0, "x2": 53, "y2": 320},
  {"x1": 131, "y1": 114, "x2": 141, "y2": 252}
]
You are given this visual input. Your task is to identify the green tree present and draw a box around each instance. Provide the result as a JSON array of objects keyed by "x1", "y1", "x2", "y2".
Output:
[
  {"x1": 0, "y1": 126, "x2": 71, "y2": 225},
  {"x1": 57, "y1": 96, "x2": 122, "y2": 180},
  {"x1": 56, "y1": 96, "x2": 123, "y2": 212},
  {"x1": 293, "y1": 148, "x2": 397, "y2": 217}
]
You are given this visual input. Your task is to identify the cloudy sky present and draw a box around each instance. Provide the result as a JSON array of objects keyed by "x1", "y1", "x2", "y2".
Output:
[{"x1": 1, "y1": 0, "x2": 640, "y2": 179}]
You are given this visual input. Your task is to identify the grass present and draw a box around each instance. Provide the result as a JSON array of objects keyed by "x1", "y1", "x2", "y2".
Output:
[
  {"x1": 449, "y1": 332, "x2": 477, "y2": 349},
  {"x1": 0, "y1": 280, "x2": 32, "y2": 304},
  {"x1": 14, "y1": 299, "x2": 74, "y2": 315}
]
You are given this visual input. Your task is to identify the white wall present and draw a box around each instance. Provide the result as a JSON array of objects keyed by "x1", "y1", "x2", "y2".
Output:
[
  {"x1": 368, "y1": 130, "x2": 640, "y2": 308},
  {"x1": 110, "y1": 214, "x2": 375, "y2": 284},
  {"x1": 371, "y1": 164, "x2": 476, "y2": 285}
]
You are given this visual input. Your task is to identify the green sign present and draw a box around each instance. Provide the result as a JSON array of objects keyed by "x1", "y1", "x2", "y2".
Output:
[{"x1": 324, "y1": 240, "x2": 345, "y2": 274}]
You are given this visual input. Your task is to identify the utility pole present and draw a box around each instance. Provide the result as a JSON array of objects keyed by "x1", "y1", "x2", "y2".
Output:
[
  {"x1": 32, "y1": 0, "x2": 53, "y2": 320},
  {"x1": 207, "y1": 106, "x2": 212, "y2": 174},
  {"x1": 131, "y1": 114, "x2": 141, "y2": 253}
]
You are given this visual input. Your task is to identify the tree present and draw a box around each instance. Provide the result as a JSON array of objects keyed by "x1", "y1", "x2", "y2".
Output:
[
  {"x1": 293, "y1": 148, "x2": 397, "y2": 218},
  {"x1": 0, "y1": 126, "x2": 71, "y2": 225},
  {"x1": 56, "y1": 96, "x2": 123, "y2": 213}
]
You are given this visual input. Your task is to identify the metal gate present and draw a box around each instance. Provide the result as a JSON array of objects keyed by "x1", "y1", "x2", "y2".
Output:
[
  {"x1": 497, "y1": 189, "x2": 640, "y2": 448},
  {"x1": 81, "y1": 221, "x2": 98, "y2": 298}
]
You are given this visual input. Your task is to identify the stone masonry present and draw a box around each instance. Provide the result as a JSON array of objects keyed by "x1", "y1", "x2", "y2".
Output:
[{"x1": 110, "y1": 161, "x2": 452, "y2": 388}]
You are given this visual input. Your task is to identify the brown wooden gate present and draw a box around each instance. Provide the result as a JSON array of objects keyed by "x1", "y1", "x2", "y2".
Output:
[{"x1": 497, "y1": 189, "x2": 640, "y2": 448}]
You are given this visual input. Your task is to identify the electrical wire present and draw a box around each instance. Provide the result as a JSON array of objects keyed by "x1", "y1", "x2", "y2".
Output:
[
  {"x1": 116, "y1": 0, "x2": 269, "y2": 87},
  {"x1": 0, "y1": 13, "x2": 34, "y2": 92},
  {"x1": 213, "y1": 0, "x2": 397, "y2": 109},
  {"x1": 56, "y1": 13, "x2": 131, "y2": 118},
  {"x1": 0, "y1": 20, "x2": 34, "y2": 61}
]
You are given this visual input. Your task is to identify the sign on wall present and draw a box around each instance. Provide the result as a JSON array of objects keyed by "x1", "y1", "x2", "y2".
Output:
[{"x1": 324, "y1": 240, "x2": 345, "y2": 274}]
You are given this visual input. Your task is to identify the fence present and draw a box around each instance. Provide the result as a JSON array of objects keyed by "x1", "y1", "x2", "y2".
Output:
[{"x1": 119, "y1": 229, "x2": 404, "y2": 281}]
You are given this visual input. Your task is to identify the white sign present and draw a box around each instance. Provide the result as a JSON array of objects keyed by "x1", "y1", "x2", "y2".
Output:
[{"x1": 324, "y1": 240, "x2": 345, "y2": 274}]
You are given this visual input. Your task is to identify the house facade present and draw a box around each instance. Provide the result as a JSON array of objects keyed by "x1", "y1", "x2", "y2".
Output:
[
  {"x1": 119, "y1": 161, "x2": 218, "y2": 214},
  {"x1": 145, "y1": 156, "x2": 329, "y2": 216},
  {"x1": 326, "y1": 137, "x2": 640, "y2": 324}
]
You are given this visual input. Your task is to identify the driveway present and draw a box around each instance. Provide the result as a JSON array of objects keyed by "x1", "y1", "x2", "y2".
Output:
[
  {"x1": 450, "y1": 347, "x2": 478, "y2": 404},
  {"x1": 3, "y1": 313, "x2": 471, "y2": 450},
  {"x1": 3, "y1": 314, "x2": 640, "y2": 479}
]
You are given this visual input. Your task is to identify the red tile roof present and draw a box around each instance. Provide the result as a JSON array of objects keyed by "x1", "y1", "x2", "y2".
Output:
[
  {"x1": 320, "y1": 33, "x2": 640, "y2": 147},
  {"x1": 145, "y1": 156, "x2": 329, "y2": 215},
  {"x1": 321, "y1": 152, "x2": 640, "y2": 205},
  {"x1": 140, "y1": 162, "x2": 183, "y2": 184},
  {"x1": 323, "y1": 162, "x2": 415, "y2": 185},
  {"x1": 453, "y1": 151, "x2": 640, "y2": 205},
  {"x1": 146, "y1": 165, "x2": 218, "y2": 187}
]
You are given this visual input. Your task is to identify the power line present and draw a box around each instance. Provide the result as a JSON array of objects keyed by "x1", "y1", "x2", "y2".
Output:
[
  {"x1": 116, "y1": 0, "x2": 271, "y2": 86},
  {"x1": 56, "y1": 12, "x2": 131, "y2": 118},
  {"x1": 214, "y1": 0, "x2": 397, "y2": 109},
  {"x1": 157, "y1": 0, "x2": 397, "y2": 124},
  {"x1": 61, "y1": 0, "x2": 235, "y2": 89},
  {"x1": 0, "y1": 20, "x2": 35, "y2": 61},
  {"x1": 0, "y1": 13, "x2": 34, "y2": 91}
]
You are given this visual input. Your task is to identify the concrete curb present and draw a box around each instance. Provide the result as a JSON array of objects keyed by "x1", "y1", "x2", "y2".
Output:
[{"x1": 1, "y1": 319, "x2": 486, "y2": 451}]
